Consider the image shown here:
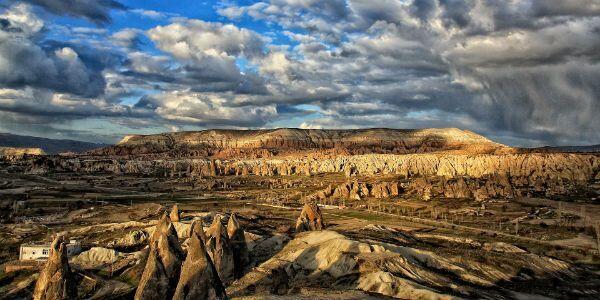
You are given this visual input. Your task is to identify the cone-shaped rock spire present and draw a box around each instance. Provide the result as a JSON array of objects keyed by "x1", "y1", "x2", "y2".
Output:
[
  {"x1": 33, "y1": 236, "x2": 77, "y2": 300},
  {"x1": 135, "y1": 213, "x2": 185, "y2": 300},
  {"x1": 173, "y1": 222, "x2": 227, "y2": 300},
  {"x1": 170, "y1": 204, "x2": 180, "y2": 222},
  {"x1": 227, "y1": 213, "x2": 249, "y2": 279},
  {"x1": 295, "y1": 203, "x2": 324, "y2": 232},
  {"x1": 205, "y1": 214, "x2": 235, "y2": 285}
]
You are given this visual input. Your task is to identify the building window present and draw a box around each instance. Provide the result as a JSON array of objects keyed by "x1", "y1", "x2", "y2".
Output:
[{"x1": 42, "y1": 249, "x2": 49, "y2": 255}]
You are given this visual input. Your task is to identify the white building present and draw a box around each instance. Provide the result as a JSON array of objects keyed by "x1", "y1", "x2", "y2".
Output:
[{"x1": 19, "y1": 240, "x2": 81, "y2": 261}]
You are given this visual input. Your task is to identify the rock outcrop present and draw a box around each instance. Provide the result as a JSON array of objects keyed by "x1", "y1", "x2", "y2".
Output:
[
  {"x1": 295, "y1": 204, "x2": 324, "y2": 232},
  {"x1": 135, "y1": 214, "x2": 185, "y2": 300},
  {"x1": 190, "y1": 219, "x2": 206, "y2": 243},
  {"x1": 170, "y1": 204, "x2": 180, "y2": 222},
  {"x1": 0, "y1": 146, "x2": 44, "y2": 158},
  {"x1": 313, "y1": 181, "x2": 402, "y2": 202},
  {"x1": 173, "y1": 222, "x2": 227, "y2": 300},
  {"x1": 205, "y1": 215, "x2": 235, "y2": 285},
  {"x1": 227, "y1": 213, "x2": 249, "y2": 279},
  {"x1": 33, "y1": 236, "x2": 77, "y2": 300},
  {"x1": 21, "y1": 153, "x2": 599, "y2": 186},
  {"x1": 228, "y1": 230, "x2": 577, "y2": 299}
]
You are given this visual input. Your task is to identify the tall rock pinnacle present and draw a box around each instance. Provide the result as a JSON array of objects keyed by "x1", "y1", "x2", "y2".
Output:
[
  {"x1": 173, "y1": 222, "x2": 227, "y2": 300},
  {"x1": 170, "y1": 204, "x2": 180, "y2": 222},
  {"x1": 135, "y1": 214, "x2": 185, "y2": 300},
  {"x1": 33, "y1": 236, "x2": 77, "y2": 300},
  {"x1": 227, "y1": 213, "x2": 249, "y2": 279},
  {"x1": 205, "y1": 214, "x2": 235, "y2": 285},
  {"x1": 295, "y1": 203, "x2": 324, "y2": 232}
]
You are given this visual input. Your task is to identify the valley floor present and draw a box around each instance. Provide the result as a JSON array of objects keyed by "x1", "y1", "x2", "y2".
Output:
[{"x1": 0, "y1": 171, "x2": 599, "y2": 299}]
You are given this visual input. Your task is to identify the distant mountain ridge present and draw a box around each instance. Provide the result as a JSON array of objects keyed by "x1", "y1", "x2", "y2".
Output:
[
  {"x1": 534, "y1": 145, "x2": 600, "y2": 153},
  {"x1": 0, "y1": 133, "x2": 107, "y2": 155}
]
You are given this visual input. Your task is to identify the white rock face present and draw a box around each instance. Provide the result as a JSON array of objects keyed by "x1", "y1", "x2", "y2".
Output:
[{"x1": 228, "y1": 230, "x2": 576, "y2": 299}]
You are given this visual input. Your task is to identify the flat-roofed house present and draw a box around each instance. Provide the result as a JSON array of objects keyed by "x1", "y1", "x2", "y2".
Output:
[{"x1": 19, "y1": 240, "x2": 81, "y2": 261}]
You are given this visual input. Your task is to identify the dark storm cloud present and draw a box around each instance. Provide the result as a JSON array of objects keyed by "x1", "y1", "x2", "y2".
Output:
[
  {"x1": 218, "y1": 0, "x2": 600, "y2": 145},
  {"x1": 438, "y1": 0, "x2": 473, "y2": 28},
  {"x1": 411, "y1": 0, "x2": 436, "y2": 21},
  {"x1": 531, "y1": 0, "x2": 600, "y2": 17},
  {"x1": 20, "y1": 0, "x2": 125, "y2": 24}
]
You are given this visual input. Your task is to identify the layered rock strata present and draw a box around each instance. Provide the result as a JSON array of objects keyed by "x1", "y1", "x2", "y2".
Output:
[
  {"x1": 23, "y1": 153, "x2": 599, "y2": 184},
  {"x1": 90, "y1": 128, "x2": 504, "y2": 157}
]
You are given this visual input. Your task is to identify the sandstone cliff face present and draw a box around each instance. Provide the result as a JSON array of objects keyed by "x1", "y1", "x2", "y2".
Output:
[
  {"x1": 90, "y1": 128, "x2": 505, "y2": 157},
  {"x1": 205, "y1": 215, "x2": 235, "y2": 285},
  {"x1": 135, "y1": 214, "x2": 185, "y2": 300},
  {"x1": 15, "y1": 152, "x2": 600, "y2": 201},
  {"x1": 33, "y1": 236, "x2": 77, "y2": 300},
  {"x1": 295, "y1": 204, "x2": 324, "y2": 232},
  {"x1": 227, "y1": 213, "x2": 249, "y2": 279},
  {"x1": 25, "y1": 153, "x2": 599, "y2": 183},
  {"x1": 173, "y1": 223, "x2": 227, "y2": 300}
]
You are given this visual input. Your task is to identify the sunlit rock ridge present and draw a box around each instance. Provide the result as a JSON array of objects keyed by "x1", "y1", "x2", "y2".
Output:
[{"x1": 91, "y1": 128, "x2": 506, "y2": 157}]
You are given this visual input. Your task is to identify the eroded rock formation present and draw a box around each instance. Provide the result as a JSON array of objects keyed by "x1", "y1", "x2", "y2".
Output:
[
  {"x1": 173, "y1": 222, "x2": 227, "y2": 300},
  {"x1": 90, "y1": 128, "x2": 504, "y2": 157},
  {"x1": 228, "y1": 230, "x2": 577, "y2": 299},
  {"x1": 295, "y1": 204, "x2": 324, "y2": 232},
  {"x1": 170, "y1": 204, "x2": 180, "y2": 222},
  {"x1": 190, "y1": 219, "x2": 206, "y2": 244},
  {"x1": 205, "y1": 215, "x2": 235, "y2": 285},
  {"x1": 0, "y1": 146, "x2": 44, "y2": 158},
  {"x1": 314, "y1": 181, "x2": 403, "y2": 202},
  {"x1": 33, "y1": 236, "x2": 77, "y2": 300},
  {"x1": 21, "y1": 153, "x2": 600, "y2": 185},
  {"x1": 135, "y1": 214, "x2": 185, "y2": 300},
  {"x1": 227, "y1": 213, "x2": 249, "y2": 279}
]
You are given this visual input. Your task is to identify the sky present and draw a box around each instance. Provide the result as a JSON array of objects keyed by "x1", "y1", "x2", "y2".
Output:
[{"x1": 1, "y1": 0, "x2": 600, "y2": 147}]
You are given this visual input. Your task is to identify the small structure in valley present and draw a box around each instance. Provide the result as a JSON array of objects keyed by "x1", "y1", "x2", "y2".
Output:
[{"x1": 19, "y1": 240, "x2": 81, "y2": 261}]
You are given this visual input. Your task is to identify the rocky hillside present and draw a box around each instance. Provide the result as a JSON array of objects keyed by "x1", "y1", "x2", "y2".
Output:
[
  {"x1": 0, "y1": 133, "x2": 106, "y2": 155},
  {"x1": 17, "y1": 152, "x2": 599, "y2": 202},
  {"x1": 0, "y1": 147, "x2": 44, "y2": 157},
  {"x1": 90, "y1": 128, "x2": 507, "y2": 157},
  {"x1": 26, "y1": 153, "x2": 599, "y2": 182}
]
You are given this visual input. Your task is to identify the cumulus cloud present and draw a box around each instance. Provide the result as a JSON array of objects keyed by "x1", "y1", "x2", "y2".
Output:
[
  {"x1": 2, "y1": 1, "x2": 600, "y2": 145},
  {"x1": 0, "y1": 4, "x2": 106, "y2": 97},
  {"x1": 134, "y1": 91, "x2": 278, "y2": 127},
  {"x1": 147, "y1": 19, "x2": 266, "y2": 59},
  {"x1": 111, "y1": 28, "x2": 144, "y2": 49},
  {"x1": 129, "y1": 8, "x2": 167, "y2": 19}
]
